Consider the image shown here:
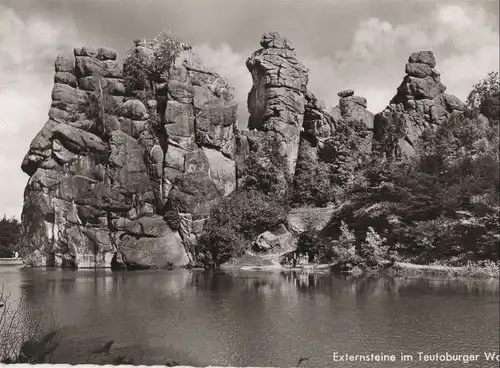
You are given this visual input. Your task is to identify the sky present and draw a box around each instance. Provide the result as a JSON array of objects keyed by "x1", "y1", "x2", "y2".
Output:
[{"x1": 0, "y1": 0, "x2": 499, "y2": 218}]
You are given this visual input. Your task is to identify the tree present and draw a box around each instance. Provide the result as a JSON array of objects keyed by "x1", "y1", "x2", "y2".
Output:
[
  {"x1": 0, "y1": 216, "x2": 21, "y2": 258},
  {"x1": 466, "y1": 71, "x2": 499, "y2": 120},
  {"x1": 123, "y1": 29, "x2": 185, "y2": 97}
]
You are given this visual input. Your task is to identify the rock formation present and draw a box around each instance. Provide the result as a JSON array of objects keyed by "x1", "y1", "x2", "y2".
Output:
[
  {"x1": 20, "y1": 43, "x2": 238, "y2": 269},
  {"x1": 373, "y1": 51, "x2": 466, "y2": 159},
  {"x1": 243, "y1": 32, "x2": 308, "y2": 181},
  {"x1": 20, "y1": 33, "x2": 472, "y2": 269}
]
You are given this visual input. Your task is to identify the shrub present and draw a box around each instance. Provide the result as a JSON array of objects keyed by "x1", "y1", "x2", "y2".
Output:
[
  {"x1": 123, "y1": 29, "x2": 185, "y2": 96},
  {"x1": 291, "y1": 152, "x2": 337, "y2": 207},
  {"x1": 197, "y1": 189, "x2": 287, "y2": 269},
  {"x1": 291, "y1": 119, "x2": 371, "y2": 208},
  {"x1": 242, "y1": 141, "x2": 288, "y2": 197},
  {"x1": 71, "y1": 75, "x2": 121, "y2": 137},
  {"x1": 123, "y1": 49, "x2": 151, "y2": 95},
  {"x1": 330, "y1": 221, "x2": 358, "y2": 264},
  {"x1": 360, "y1": 227, "x2": 392, "y2": 268},
  {"x1": 150, "y1": 30, "x2": 184, "y2": 80},
  {"x1": 163, "y1": 211, "x2": 181, "y2": 231},
  {"x1": 296, "y1": 221, "x2": 360, "y2": 267}
]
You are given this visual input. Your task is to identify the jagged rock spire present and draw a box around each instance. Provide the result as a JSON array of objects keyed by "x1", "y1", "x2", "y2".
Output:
[
  {"x1": 245, "y1": 31, "x2": 309, "y2": 178},
  {"x1": 373, "y1": 51, "x2": 466, "y2": 159}
]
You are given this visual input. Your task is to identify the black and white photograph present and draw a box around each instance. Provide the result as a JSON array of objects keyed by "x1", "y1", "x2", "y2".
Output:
[{"x1": 0, "y1": 0, "x2": 499, "y2": 367}]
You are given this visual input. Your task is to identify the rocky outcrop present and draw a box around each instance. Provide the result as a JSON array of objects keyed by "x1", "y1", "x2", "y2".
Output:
[
  {"x1": 244, "y1": 32, "x2": 308, "y2": 181},
  {"x1": 20, "y1": 42, "x2": 238, "y2": 269},
  {"x1": 373, "y1": 51, "x2": 466, "y2": 159}
]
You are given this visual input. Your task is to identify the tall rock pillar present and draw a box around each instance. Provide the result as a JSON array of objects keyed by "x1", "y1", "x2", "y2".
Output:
[{"x1": 246, "y1": 32, "x2": 309, "y2": 179}]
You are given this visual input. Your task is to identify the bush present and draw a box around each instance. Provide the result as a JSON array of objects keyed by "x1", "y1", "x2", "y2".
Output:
[
  {"x1": 69, "y1": 76, "x2": 121, "y2": 137},
  {"x1": 330, "y1": 221, "x2": 358, "y2": 265},
  {"x1": 317, "y1": 103, "x2": 500, "y2": 266},
  {"x1": 163, "y1": 211, "x2": 181, "y2": 231},
  {"x1": 242, "y1": 141, "x2": 288, "y2": 197},
  {"x1": 150, "y1": 30, "x2": 184, "y2": 80},
  {"x1": 85, "y1": 79, "x2": 121, "y2": 130},
  {"x1": 360, "y1": 227, "x2": 392, "y2": 268},
  {"x1": 123, "y1": 29, "x2": 185, "y2": 96},
  {"x1": 291, "y1": 119, "x2": 371, "y2": 207},
  {"x1": 291, "y1": 151, "x2": 337, "y2": 207},
  {"x1": 197, "y1": 190, "x2": 287, "y2": 269}
]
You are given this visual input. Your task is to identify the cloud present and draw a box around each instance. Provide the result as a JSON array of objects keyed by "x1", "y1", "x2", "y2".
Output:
[
  {"x1": 0, "y1": 7, "x2": 81, "y2": 217},
  {"x1": 303, "y1": 3, "x2": 499, "y2": 112},
  {"x1": 193, "y1": 2, "x2": 498, "y2": 122}
]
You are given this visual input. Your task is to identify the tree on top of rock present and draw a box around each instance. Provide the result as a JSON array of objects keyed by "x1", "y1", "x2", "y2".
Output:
[{"x1": 123, "y1": 30, "x2": 187, "y2": 97}]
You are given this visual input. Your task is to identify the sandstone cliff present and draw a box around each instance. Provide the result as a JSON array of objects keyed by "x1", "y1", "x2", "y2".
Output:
[{"x1": 21, "y1": 42, "x2": 238, "y2": 269}]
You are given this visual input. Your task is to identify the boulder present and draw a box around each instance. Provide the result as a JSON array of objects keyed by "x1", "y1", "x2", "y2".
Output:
[
  {"x1": 253, "y1": 230, "x2": 296, "y2": 252},
  {"x1": 121, "y1": 99, "x2": 149, "y2": 120}
]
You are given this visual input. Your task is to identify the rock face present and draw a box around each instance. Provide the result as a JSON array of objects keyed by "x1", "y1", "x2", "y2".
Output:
[
  {"x1": 20, "y1": 42, "x2": 237, "y2": 269},
  {"x1": 373, "y1": 51, "x2": 466, "y2": 159},
  {"x1": 244, "y1": 32, "x2": 308, "y2": 180}
]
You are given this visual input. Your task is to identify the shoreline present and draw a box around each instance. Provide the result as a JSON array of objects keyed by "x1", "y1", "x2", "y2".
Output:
[
  {"x1": 12, "y1": 260, "x2": 499, "y2": 279},
  {"x1": 223, "y1": 260, "x2": 500, "y2": 279}
]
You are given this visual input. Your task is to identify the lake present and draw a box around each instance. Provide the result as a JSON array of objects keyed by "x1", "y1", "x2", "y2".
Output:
[{"x1": 1, "y1": 267, "x2": 498, "y2": 367}]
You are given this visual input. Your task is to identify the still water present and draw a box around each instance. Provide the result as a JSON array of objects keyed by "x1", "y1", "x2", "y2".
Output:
[{"x1": 1, "y1": 267, "x2": 499, "y2": 367}]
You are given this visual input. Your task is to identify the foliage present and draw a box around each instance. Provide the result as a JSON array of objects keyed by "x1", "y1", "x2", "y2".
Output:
[
  {"x1": 323, "y1": 119, "x2": 371, "y2": 190},
  {"x1": 0, "y1": 216, "x2": 21, "y2": 258},
  {"x1": 360, "y1": 227, "x2": 393, "y2": 268},
  {"x1": 466, "y1": 71, "x2": 499, "y2": 113},
  {"x1": 197, "y1": 190, "x2": 287, "y2": 269},
  {"x1": 163, "y1": 210, "x2": 181, "y2": 231},
  {"x1": 291, "y1": 119, "x2": 370, "y2": 207},
  {"x1": 123, "y1": 49, "x2": 151, "y2": 96},
  {"x1": 69, "y1": 75, "x2": 121, "y2": 137},
  {"x1": 291, "y1": 144, "x2": 337, "y2": 207},
  {"x1": 324, "y1": 112, "x2": 499, "y2": 264},
  {"x1": 150, "y1": 30, "x2": 185, "y2": 80},
  {"x1": 123, "y1": 29, "x2": 184, "y2": 97},
  {"x1": 242, "y1": 140, "x2": 288, "y2": 197},
  {"x1": 1, "y1": 287, "x2": 59, "y2": 363},
  {"x1": 296, "y1": 221, "x2": 358, "y2": 265}
]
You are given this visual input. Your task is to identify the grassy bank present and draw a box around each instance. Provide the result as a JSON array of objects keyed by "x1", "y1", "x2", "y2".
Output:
[
  {"x1": 390, "y1": 261, "x2": 499, "y2": 278},
  {"x1": 219, "y1": 252, "x2": 499, "y2": 279}
]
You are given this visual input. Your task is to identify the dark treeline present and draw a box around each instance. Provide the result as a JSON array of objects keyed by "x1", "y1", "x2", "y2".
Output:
[{"x1": 0, "y1": 216, "x2": 21, "y2": 258}]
